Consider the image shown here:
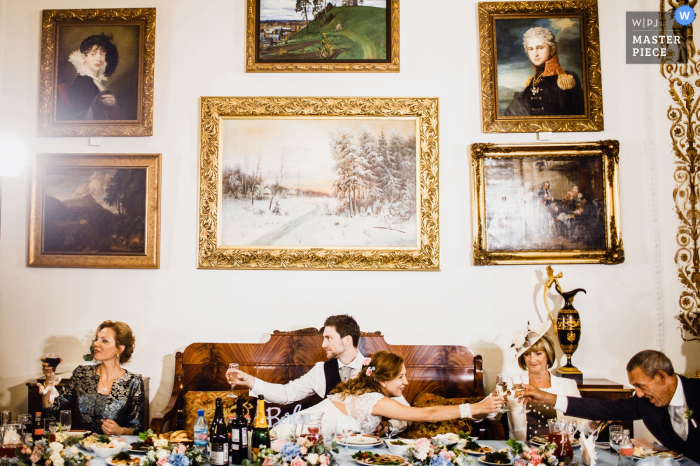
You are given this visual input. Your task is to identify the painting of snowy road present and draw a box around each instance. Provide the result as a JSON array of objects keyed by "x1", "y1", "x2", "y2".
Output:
[{"x1": 220, "y1": 117, "x2": 419, "y2": 249}]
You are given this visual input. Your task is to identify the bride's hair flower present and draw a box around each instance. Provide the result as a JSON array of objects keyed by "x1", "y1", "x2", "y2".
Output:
[
  {"x1": 365, "y1": 366, "x2": 376, "y2": 376},
  {"x1": 363, "y1": 357, "x2": 372, "y2": 366}
]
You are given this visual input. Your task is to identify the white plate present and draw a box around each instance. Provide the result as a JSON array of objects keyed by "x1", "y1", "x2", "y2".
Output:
[
  {"x1": 337, "y1": 440, "x2": 384, "y2": 449},
  {"x1": 64, "y1": 431, "x2": 89, "y2": 438},
  {"x1": 477, "y1": 457, "x2": 514, "y2": 466},
  {"x1": 633, "y1": 452, "x2": 683, "y2": 461},
  {"x1": 337, "y1": 434, "x2": 382, "y2": 446},
  {"x1": 594, "y1": 442, "x2": 610, "y2": 450},
  {"x1": 460, "y1": 446, "x2": 495, "y2": 456}
]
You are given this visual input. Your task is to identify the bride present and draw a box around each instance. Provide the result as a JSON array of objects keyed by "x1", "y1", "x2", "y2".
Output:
[{"x1": 298, "y1": 351, "x2": 505, "y2": 434}]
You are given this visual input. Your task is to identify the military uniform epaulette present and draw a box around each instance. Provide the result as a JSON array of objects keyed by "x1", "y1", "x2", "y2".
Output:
[{"x1": 556, "y1": 67, "x2": 575, "y2": 90}]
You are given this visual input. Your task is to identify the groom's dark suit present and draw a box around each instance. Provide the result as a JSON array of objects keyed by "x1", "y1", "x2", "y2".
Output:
[{"x1": 564, "y1": 375, "x2": 700, "y2": 462}]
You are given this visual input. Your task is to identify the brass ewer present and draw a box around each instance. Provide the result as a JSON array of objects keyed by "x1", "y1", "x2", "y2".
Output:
[{"x1": 544, "y1": 266, "x2": 585, "y2": 384}]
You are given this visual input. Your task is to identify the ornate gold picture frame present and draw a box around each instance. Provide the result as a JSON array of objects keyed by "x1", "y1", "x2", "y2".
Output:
[
  {"x1": 38, "y1": 8, "x2": 156, "y2": 136},
  {"x1": 29, "y1": 153, "x2": 161, "y2": 269},
  {"x1": 198, "y1": 97, "x2": 438, "y2": 270},
  {"x1": 478, "y1": 0, "x2": 603, "y2": 133},
  {"x1": 471, "y1": 141, "x2": 623, "y2": 265},
  {"x1": 246, "y1": 0, "x2": 399, "y2": 72}
]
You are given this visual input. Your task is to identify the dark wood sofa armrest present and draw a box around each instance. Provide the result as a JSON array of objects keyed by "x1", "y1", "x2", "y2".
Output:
[{"x1": 150, "y1": 393, "x2": 178, "y2": 434}]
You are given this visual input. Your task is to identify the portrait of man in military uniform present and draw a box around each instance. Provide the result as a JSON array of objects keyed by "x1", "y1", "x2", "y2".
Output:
[
  {"x1": 493, "y1": 17, "x2": 587, "y2": 118},
  {"x1": 504, "y1": 27, "x2": 585, "y2": 117}
]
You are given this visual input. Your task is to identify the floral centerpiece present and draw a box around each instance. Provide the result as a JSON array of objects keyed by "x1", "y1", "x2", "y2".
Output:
[
  {"x1": 514, "y1": 444, "x2": 563, "y2": 466},
  {"x1": 405, "y1": 438, "x2": 472, "y2": 466},
  {"x1": 242, "y1": 435, "x2": 339, "y2": 466},
  {"x1": 1, "y1": 438, "x2": 92, "y2": 466},
  {"x1": 140, "y1": 443, "x2": 205, "y2": 466}
]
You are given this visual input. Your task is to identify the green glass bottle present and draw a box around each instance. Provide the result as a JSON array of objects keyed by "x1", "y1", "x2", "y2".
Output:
[{"x1": 250, "y1": 396, "x2": 270, "y2": 457}]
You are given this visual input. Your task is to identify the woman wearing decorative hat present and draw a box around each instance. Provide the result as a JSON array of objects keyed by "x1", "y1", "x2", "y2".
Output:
[{"x1": 507, "y1": 321, "x2": 593, "y2": 441}]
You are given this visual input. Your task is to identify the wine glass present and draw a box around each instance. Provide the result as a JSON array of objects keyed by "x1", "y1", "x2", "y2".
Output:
[
  {"x1": 45, "y1": 353, "x2": 61, "y2": 388},
  {"x1": 60, "y1": 411, "x2": 72, "y2": 433},
  {"x1": 511, "y1": 375, "x2": 530, "y2": 414},
  {"x1": 225, "y1": 363, "x2": 239, "y2": 399},
  {"x1": 341, "y1": 426, "x2": 353, "y2": 451},
  {"x1": 495, "y1": 375, "x2": 510, "y2": 413},
  {"x1": 322, "y1": 419, "x2": 336, "y2": 444},
  {"x1": 609, "y1": 425, "x2": 623, "y2": 455}
]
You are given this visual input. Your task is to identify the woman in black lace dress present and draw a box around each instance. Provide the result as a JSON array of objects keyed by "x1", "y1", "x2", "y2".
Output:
[{"x1": 41, "y1": 321, "x2": 145, "y2": 435}]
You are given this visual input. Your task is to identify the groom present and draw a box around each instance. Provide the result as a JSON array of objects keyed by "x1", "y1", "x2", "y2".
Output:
[{"x1": 235, "y1": 314, "x2": 409, "y2": 434}]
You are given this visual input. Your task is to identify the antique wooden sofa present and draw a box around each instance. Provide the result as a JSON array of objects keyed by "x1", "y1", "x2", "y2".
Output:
[{"x1": 150, "y1": 329, "x2": 504, "y2": 439}]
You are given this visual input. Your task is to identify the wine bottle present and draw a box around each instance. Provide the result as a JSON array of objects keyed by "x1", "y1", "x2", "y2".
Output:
[
  {"x1": 34, "y1": 412, "x2": 44, "y2": 438},
  {"x1": 250, "y1": 396, "x2": 270, "y2": 457},
  {"x1": 229, "y1": 401, "x2": 248, "y2": 465},
  {"x1": 209, "y1": 398, "x2": 229, "y2": 466}
]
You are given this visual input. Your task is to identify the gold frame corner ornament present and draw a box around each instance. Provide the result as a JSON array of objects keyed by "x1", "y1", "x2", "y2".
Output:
[
  {"x1": 245, "y1": 0, "x2": 399, "y2": 73},
  {"x1": 197, "y1": 97, "x2": 439, "y2": 270},
  {"x1": 470, "y1": 140, "x2": 623, "y2": 265},
  {"x1": 38, "y1": 8, "x2": 156, "y2": 137},
  {"x1": 29, "y1": 153, "x2": 162, "y2": 269},
  {"x1": 477, "y1": 0, "x2": 603, "y2": 133}
]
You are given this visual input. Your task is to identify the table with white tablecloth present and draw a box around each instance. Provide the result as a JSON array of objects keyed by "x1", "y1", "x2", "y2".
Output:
[{"x1": 82, "y1": 438, "x2": 700, "y2": 466}]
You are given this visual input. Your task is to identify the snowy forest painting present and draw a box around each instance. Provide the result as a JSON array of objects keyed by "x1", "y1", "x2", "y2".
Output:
[{"x1": 219, "y1": 117, "x2": 419, "y2": 248}]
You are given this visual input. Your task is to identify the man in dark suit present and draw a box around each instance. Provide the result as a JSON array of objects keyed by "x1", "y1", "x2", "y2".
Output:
[{"x1": 522, "y1": 350, "x2": 699, "y2": 462}]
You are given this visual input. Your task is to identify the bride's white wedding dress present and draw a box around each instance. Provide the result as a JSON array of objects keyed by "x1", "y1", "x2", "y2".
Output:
[{"x1": 300, "y1": 392, "x2": 385, "y2": 434}]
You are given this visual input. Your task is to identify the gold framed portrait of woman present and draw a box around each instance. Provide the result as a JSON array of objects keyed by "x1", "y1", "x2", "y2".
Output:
[
  {"x1": 478, "y1": 0, "x2": 603, "y2": 133},
  {"x1": 38, "y1": 9, "x2": 156, "y2": 137}
]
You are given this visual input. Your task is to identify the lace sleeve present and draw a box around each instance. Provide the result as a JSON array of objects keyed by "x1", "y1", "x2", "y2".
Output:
[{"x1": 339, "y1": 392, "x2": 385, "y2": 434}]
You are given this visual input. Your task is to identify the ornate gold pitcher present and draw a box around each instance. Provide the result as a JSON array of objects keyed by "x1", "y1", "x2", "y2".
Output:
[{"x1": 544, "y1": 266, "x2": 585, "y2": 384}]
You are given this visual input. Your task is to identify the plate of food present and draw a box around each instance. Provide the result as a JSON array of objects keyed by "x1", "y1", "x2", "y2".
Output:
[
  {"x1": 432, "y1": 433, "x2": 459, "y2": 446},
  {"x1": 458, "y1": 438, "x2": 495, "y2": 456},
  {"x1": 352, "y1": 452, "x2": 409, "y2": 466},
  {"x1": 81, "y1": 434, "x2": 125, "y2": 455},
  {"x1": 336, "y1": 434, "x2": 383, "y2": 448},
  {"x1": 159, "y1": 430, "x2": 192, "y2": 444},
  {"x1": 529, "y1": 436, "x2": 580, "y2": 448},
  {"x1": 632, "y1": 447, "x2": 683, "y2": 461},
  {"x1": 106, "y1": 452, "x2": 142, "y2": 466},
  {"x1": 478, "y1": 452, "x2": 513, "y2": 465}
]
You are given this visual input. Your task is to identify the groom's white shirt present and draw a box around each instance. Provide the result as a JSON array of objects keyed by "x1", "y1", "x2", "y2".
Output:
[{"x1": 249, "y1": 351, "x2": 410, "y2": 433}]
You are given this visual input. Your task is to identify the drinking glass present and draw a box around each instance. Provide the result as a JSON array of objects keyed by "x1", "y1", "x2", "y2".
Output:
[
  {"x1": 511, "y1": 375, "x2": 529, "y2": 414},
  {"x1": 0, "y1": 411, "x2": 10, "y2": 426},
  {"x1": 60, "y1": 411, "x2": 72, "y2": 433},
  {"x1": 322, "y1": 419, "x2": 337, "y2": 444},
  {"x1": 609, "y1": 425, "x2": 623, "y2": 455},
  {"x1": 341, "y1": 426, "x2": 353, "y2": 451},
  {"x1": 495, "y1": 375, "x2": 510, "y2": 413},
  {"x1": 17, "y1": 415, "x2": 32, "y2": 443},
  {"x1": 225, "y1": 363, "x2": 239, "y2": 399}
]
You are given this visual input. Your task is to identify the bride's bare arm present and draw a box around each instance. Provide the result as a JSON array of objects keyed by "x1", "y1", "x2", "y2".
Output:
[{"x1": 371, "y1": 396, "x2": 504, "y2": 422}]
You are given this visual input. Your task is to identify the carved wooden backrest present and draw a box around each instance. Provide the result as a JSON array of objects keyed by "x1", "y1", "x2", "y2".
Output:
[{"x1": 169, "y1": 329, "x2": 484, "y2": 429}]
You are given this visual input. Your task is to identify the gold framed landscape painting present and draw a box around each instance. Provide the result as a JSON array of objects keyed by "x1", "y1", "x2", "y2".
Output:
[
  {"x1": 470, "y1": 141, "x2": 623, "y2": 265},
  {"x1": 38, "y1": 8, "x2": 156, "y2": 136},
  {"x1": 198, "y1": 97, "x2": 439, "y2": 270},
  {"x1": 478, "y1": 0, "x2": 603, "y2": 133},
  {"x1": 29, "y1": 154, "x2": 161, "y2": 269},
  {"x1": 246, "y1": 0, "x2": 399, "y2": 72}
]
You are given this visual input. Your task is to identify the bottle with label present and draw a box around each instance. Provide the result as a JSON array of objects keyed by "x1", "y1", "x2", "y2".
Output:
[
  {"x1": 34, "y1": 412, "x2": 44, "y2": 439},
  {"x1": 193, "y1": 409, "x2": 208, "y2": 454},
  {"x1": 209, "y1": 398, "x2": 229, "y2": 466},
  {"x1": 618, "y1": 430, "x2": 634, "y2": 466},
  {"x1": 229, "y1": 401, "x2": 249, "y2": 465},
  {"x1": 251, "y1": 396, "x2": 270, "y2": 457}
]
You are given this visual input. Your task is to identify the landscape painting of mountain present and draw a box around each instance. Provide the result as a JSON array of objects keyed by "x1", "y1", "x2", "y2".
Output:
[
  {"x1": 257, "y1": 0, "x2": 389, "y2": 62},
  {"x1": 220, "y1": 117, "x2": 419, "y2": 249},
  {"x1": 42, "y1": 167, "x2": 147, "y2": 254}
]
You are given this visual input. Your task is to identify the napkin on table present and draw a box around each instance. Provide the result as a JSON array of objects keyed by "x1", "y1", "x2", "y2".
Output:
[{"x1": 579, "y1": 432, "x2": 597, "y2": 466}]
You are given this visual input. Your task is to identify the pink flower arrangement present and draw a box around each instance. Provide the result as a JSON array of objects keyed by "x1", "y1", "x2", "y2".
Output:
[
  {"x1": 263, "y1": 457, "x2": 274, "y2": 466},
  {"x1": 296, "y1": 437, "x2": 311, "y2": 448},
  {"x1": 272, "y1": 439, "x2": 287, "y2": 453},
  {"x1": 290, "y1": 456, "x2": 306, "y2": 466},
  {"x1": 176, "y1": 445, "x2": 187, "y2": 454},
  {"x1": 363, "y1": 357, "x2": 372, "y2": 366},
  {"x1": 319, "y1": 455, "x2": 330, "y2": 465},
  {"x1": 157, "y1": 457, "x2": 169, "y2": 466},
  {"x1": 299, "y1": 447, "x2": 308, "y2": 455}
]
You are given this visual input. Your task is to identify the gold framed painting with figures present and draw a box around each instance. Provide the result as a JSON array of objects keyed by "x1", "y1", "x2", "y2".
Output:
[
  {"x1": 38, "y1": 8, "x2": 156, "y2": 136},
  {"x1": 246, "y1": 0, "x2": 399, "y2": 72},
  {"x1": 470, "y1": 141, "x2": 623, "y2": 265},
  {"x1": 478, "y1": 0, "x2": 603, "y2": 133},
  {"x1": 29, "y1": 153, "x2": 161, "y2": 269},
  {"x1": 198, "y1": 97, "x2": 439, "y2": 270}
]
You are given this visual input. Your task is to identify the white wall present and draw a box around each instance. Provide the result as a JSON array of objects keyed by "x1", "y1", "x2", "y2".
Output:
[{"x1": 0, "y1": 0, "x2": 698, "y2": 441}]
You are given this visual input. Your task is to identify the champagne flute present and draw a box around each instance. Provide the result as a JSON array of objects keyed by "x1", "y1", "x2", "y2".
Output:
[
  {"x1": 60, "y1": 411, "x2": 72, "y2": 433},
  {"x1": 225, "y1": 363, "x2": 239, "y2": 399},
  {"x1": 495, "y1": 375, "x2": 510, "y2": 413},
  {"x1": 511, "y1": 375, "x2": 530, "y2": 414}
]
